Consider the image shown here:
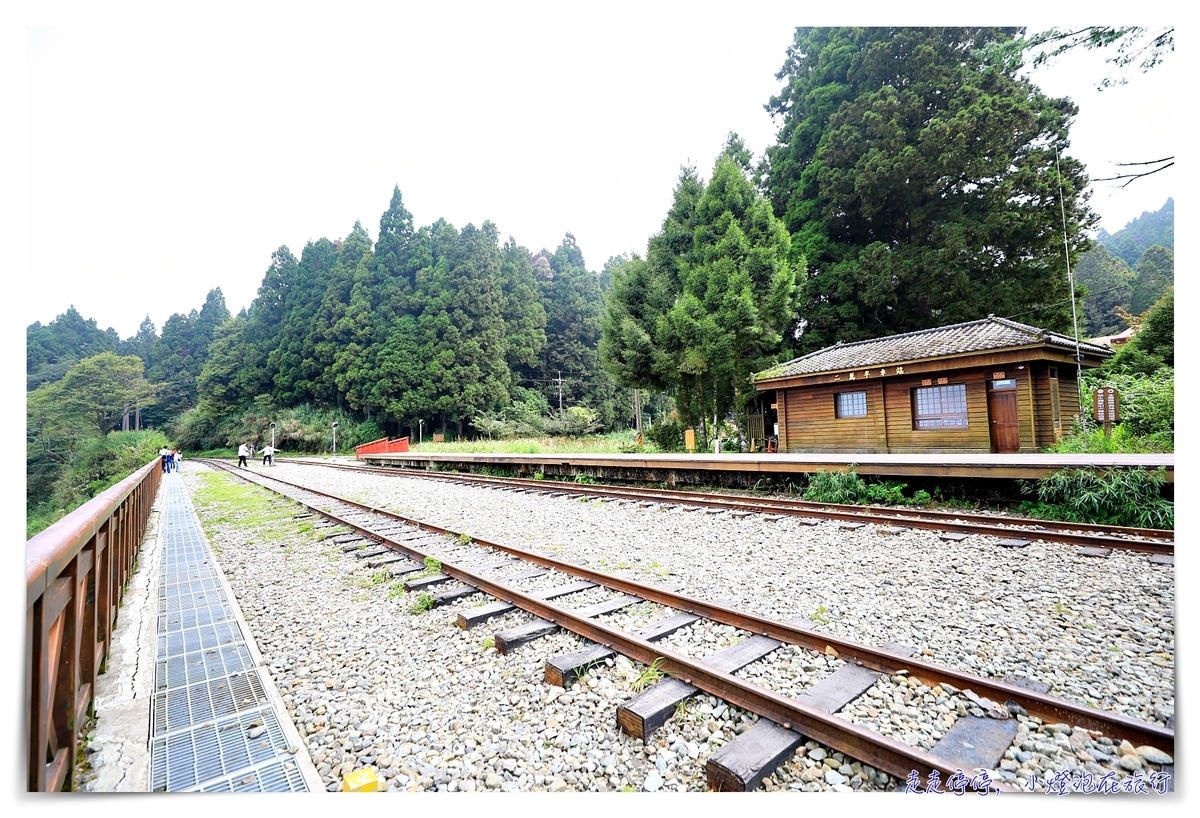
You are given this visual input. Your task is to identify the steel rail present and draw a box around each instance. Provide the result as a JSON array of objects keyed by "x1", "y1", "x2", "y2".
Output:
[
  {"x1": 205, "y1": 461, "x2": 1009, "y2": 788},
  {"x1": 207, "y1": 460, "x2": 1173, "y2": 758},
  {"x1": 282, "y1": 458, "x2": 1174, "y2": 551}
]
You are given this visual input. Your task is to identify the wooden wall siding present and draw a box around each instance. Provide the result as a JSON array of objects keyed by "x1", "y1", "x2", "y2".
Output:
[
  {"x1": 777, "y1": 364, "x2": 1073, "y2": 453},
  {"x1": 782, "y1": 381, "x2": 887, "y2": 452},
  {"x1": 1031, "y1": 365, "x2": 1061, "y2": 448}
]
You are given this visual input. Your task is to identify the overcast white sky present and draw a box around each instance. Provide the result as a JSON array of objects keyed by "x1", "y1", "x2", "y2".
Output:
[{"x1": 14, "y1": 2, "x2": 1180, "y2": 340}]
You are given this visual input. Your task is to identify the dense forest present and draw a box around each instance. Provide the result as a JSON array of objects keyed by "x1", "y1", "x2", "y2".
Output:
[
  {"x1": 1075, "y1": 199, "x2": 1174, "y2": 336},
  {"x1": 27, "y1": 26, "x2": 1174, "y2": 534}
]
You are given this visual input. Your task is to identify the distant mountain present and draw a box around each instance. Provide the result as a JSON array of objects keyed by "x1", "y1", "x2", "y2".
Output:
[
  {"x1": 1078, "y1": 198, "x2": 1174, "y2": 337},
  {"x1": 1098, "y1": 198, "x2": 1174, "y2": 268}
]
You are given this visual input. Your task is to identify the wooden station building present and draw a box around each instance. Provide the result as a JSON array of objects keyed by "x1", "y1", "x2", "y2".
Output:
[{"x1": 753, "y1": 316, "x2": 1113, "y2": 454}]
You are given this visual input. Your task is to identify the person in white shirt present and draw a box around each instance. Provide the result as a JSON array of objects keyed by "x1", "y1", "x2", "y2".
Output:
[
  {"x1": 237, "y1": 443, "x2": 249, "y2": 468},
  {"x1": 262, "y1": 444, "x2": 275, "y2": 466}
]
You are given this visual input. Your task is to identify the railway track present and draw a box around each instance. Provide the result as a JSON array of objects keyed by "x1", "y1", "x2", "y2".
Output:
[
  {"x1": 280, "y1": 457, "x2": 1174, "y2": 555},
  {"x1": 202, "y1": 459, "x2": 1174, "y2": 792}
]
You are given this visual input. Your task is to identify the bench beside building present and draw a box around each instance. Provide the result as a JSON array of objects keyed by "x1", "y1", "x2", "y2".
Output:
[{"x1": 753, "y1": 316, "x2": 1113, "y2": 454}]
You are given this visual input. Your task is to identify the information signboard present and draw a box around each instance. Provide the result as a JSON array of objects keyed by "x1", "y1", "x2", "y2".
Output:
[{"x1": 1093, "y1": 388, "x2": 1120, "y2": 423}]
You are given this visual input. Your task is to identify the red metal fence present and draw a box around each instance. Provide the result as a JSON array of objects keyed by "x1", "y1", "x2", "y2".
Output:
[
  {"x1": 25, "y1": 458, "x2": 161, "y2": 791},
  {"x1": 354, "y1": 436, "x2": 410, "y2": 456}
]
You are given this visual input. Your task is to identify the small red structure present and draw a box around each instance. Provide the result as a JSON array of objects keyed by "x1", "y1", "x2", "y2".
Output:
[{"x1": 354, "y1": 436, "x2": 410, "y2": 456}]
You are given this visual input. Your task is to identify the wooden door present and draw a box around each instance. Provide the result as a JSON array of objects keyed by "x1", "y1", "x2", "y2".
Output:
[{"x1": 987, "y1": 383, "x2": 1020, "y2": 453}]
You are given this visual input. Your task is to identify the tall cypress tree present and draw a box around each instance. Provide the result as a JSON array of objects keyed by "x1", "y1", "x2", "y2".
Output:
[{"x1": 765, "y1": 27, "x2": 1094, "y2": 351}]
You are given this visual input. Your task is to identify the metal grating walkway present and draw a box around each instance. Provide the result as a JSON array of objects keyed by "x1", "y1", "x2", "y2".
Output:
[{"x1": 148, "y1": 473, "x2": 313, "y2": 792}]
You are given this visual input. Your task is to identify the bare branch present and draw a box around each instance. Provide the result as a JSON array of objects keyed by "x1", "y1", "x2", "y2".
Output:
[
  {"x1": 1091, "y1": 160, "x2": 1174, "y2": 188},
  {"x1": 1111, "y1": 157, "x2": 1174, "y2": 168}
]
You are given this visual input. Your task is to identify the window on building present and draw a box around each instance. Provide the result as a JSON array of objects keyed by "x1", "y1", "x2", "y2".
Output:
[
  {"x1": 835, "y1": 391, "x2": 867, "y2": 418},
  {"x1": 912, "y1": 383, "x2": 968, "y2": 429}
]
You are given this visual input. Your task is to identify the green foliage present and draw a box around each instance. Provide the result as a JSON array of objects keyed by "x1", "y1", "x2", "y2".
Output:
[
  {"x1": 423, "y1": 557, "x2": 442, "y2": 572},
  {"x1": 802, "y1": 468, "x2": 929, "y2": 507},
  {"x1": 803, "y1": 470, "x2": 868, "y2": 505},
  {"x1": 173, "y1": 402, "x2": 382, "y2": 454},
  {"x1": 472, "y1": 388, "x2": 602, "y2": 439},
  {"x1": 643, "y1": 417, "x2": 685, "y2": 452},
  {"x1": 27, "y1": 426, "x2": 171, "y2": 534},
  {"x1": 1068, "y1": 366, "x2": 1173, "y2": 448},
  {"x1": 531, "y1": 235, "x2": 619, "y2": 430},
  {"x1": 600, "y1": 143, "x2": 799, "y2": 449},
  {"x1": 765, "y1": 28, "x2": 1093, "y2": 351},
  {"x1": 1074, "y1": 245, "x2": 1135, "y2": 336},
  {"x1": 1130, "y1": 245, "x2": 1173, "y2": 316},
  {"x1": 1099, "y1": 199, "x2": 1173, "y2": 268},
  {"x1": 809, "y1": 605, "x2": 830, "y2": 624},
  {"x1": 631, "y1": 658, "x2": 666, "y2": 693},
  {"x1": 1020, "y1": 467, "x2": 1172, "y2": 529},
  {"x1": 1022, "y1": 27, "x2": 1174, "y2": 89},
  {"x1": 1107, "y1": 290, "x2": 1173, "y2": 376},
  {"x1": 407, "y1": 593, "x2": 437, "y2": 614}
]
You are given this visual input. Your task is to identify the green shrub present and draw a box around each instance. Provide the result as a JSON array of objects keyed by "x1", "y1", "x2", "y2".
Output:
[
  {"x1": 1063, "y1": 367, "x2": 1174, "y2": 450},
  {"x1": 1020, "y1": 467, "x2": 1172, "y2": 529},
  {"x1": 804, "y1": 469, "x2": 937, "y2": 507},
  {"x1": 644, "y1": 418, "x2": 685, "y2": 452},
  {"x1": 803, "y1": 469, "x2": 868, "y2": 504},
  {"x1": 28, "y1": 430, "x2": 170, "y2": 538},
  {"x1": 863, "y1": 480, "x2": 908, "y2": 505}
]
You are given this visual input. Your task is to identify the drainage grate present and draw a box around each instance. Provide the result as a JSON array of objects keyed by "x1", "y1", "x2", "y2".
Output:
[
  {"x1": 190, "y1": 756, "x2": 310, "y2": 793},
  {"x1": 148, "y1": 475, "x2": 310, "y2": 792},
  {"x1": 156, "y1": 618, "x2": 243, "y2": 657},
  {"x1": 154, "y1": 641, "x2": 258, "y2": 692},
  {"x1": 151, "y1": 663, "x2": 270, "y2": 735},
  {"x1": 150, "y1": 707, "x2": 292, "y2": 792}
]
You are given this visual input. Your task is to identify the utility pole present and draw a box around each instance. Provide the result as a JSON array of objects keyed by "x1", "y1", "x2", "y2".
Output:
[
  {"x1": 633, "y1": 389, "x2": 642, "y2": 437},
  {"x1": 555, "y1": 371, "x2": 564, "y2": 420}
]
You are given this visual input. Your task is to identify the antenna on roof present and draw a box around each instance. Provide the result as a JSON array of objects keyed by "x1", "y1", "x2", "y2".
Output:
[{"x1": 1055, "y1": 145, "x2": 1086, "y2": 426}]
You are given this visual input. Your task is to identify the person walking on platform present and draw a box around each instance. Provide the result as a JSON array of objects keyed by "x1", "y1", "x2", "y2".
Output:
[
  {"x1": 237, "y1": 442, "x2": 249, "y2": 468},
  {"x1": 166, "y1": 448, "x2": 176, "y2": 472},
  {"x1": 262, "y1": 444, "x2": 275, "y2": 466},
  {"x1": 175, "y1": 449, "x2": 183, "y2": 471},
  {"x1": 160, "y1": 446, "x2": 170, "y2": 473}
]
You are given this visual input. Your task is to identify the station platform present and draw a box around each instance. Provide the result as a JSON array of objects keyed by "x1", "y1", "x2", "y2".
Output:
[
  {"x1": 356, "y1": 450, "x2": 1175, "y2": 485},
  {"x1": 85, "y1": 470, "x2": 321, "y2": 792}
]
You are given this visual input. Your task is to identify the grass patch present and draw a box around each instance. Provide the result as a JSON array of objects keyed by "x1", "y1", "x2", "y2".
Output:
[
  {"x1": 810, "y1": 604, "x2": 830, "y2": 624},
  {"x1": 631, "y1": 658, "x2": 666, "y2": 693},
  {"x1": 1020, "y1": 467, "x2": 1172, "y2": 529},
  {"x1": 407, "y1": 593, "x2": 437, "y2": 615},
  {"x1": 192, "y1": 472, "x2": 300, "y2": 531}
]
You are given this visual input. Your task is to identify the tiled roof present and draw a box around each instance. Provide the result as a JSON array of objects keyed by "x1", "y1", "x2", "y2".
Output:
[{"x1": 756, "y1": 316, "x2": 1112, "y2": 381}]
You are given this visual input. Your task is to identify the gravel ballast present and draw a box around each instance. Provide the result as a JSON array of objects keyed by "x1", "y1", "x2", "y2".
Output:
[{"x1": 179, "y1": 461, "x2": 1174, "y2": 794}]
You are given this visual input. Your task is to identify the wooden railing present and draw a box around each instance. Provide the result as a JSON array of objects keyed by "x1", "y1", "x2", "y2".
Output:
[
  {"x1": 354, "y1": 436, "x2": 410, "y2": 456},
  {"x1": 25, "y1": 458, "x2": 161, "y2": 791}
]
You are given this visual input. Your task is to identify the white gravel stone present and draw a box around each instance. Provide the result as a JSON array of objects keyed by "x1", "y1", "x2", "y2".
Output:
[{"x1": 172, "y1": 462, "x2": 1173, "y2": 794}]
